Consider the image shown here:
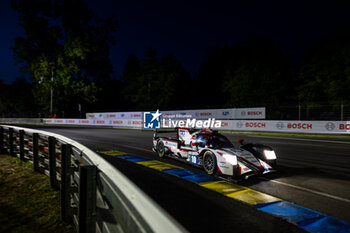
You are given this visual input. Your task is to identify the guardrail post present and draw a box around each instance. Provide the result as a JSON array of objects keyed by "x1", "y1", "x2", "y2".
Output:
[
  {"x1": 33, "y1": 133, "x2": 39, "y2": 172},
  {"x1": 61, "y1": 143, "x2": 72, "y2": 221},
  {"x1": 48, "y1": 136, "x2": 58, "y2": 189},
  {"x1": 0, "y1": 127, "x2": 4, "y2": 153},
  {"x1": 79, "y1": 165, "x2": 97, "y2": 233},
  {"x1": 9, "y1": 128, "x2": 14, "y2": 157},
  {"x1": 19, "y1": 130, "x2": 24, "y2": 160}
]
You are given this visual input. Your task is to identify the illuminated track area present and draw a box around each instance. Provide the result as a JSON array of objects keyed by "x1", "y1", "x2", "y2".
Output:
[
  {"x1": 98, "y1": 150, "x2": 350, "y2": 233},
  {"x1": 31, "y1": 127, "x2": 350, "y2": 232}
]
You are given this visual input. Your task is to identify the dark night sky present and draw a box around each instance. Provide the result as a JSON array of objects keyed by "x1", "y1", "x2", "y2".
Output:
[{"x1": 1, "y1": 0, "x2": 350, "y2": 83}]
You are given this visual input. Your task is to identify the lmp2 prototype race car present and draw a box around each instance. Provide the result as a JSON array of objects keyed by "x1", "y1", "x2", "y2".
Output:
[{"x1": 152, "y1": 128, "x2": 277, "y2": 179}]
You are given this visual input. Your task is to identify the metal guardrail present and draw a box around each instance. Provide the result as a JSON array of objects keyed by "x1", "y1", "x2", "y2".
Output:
[{"x1": 0, "y1": 125, "x2": 186, "y2": 233}]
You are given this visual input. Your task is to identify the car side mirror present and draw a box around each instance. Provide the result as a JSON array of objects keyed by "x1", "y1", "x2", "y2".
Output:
[{"x1": 238, "y1": 139, "x2": 244, "y2": 145}]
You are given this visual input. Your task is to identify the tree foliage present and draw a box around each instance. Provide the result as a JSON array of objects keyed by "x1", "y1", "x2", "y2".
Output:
[
  {"x1": 11, "y1": 0, "x2": 118, "y2": 116},
  {"x1": 298, "y1": 30, "x2": 350, "y2": 103},
  {"x1": 0, "y1": 78, "x2": 36, "y2": 117},
  {"x1": 122, "y1": 46, "x2": 191, "y2": 110},
  {"x1": 216, "y1": 36, "x2": 296, "y2": 107}
]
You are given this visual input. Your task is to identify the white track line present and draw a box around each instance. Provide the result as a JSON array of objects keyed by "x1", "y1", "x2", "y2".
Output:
[
  {"x1": 248, "y1": 135, "x2": 350, "y2": 144},
  {"x1": 260, "y1": 177, "x2": 350, "y2": 203}
]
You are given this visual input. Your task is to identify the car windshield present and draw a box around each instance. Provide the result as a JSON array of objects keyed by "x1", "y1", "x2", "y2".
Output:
[
  {"x1": 196, "y1": 135, "x2": 233, "y2": 148},
  {"x1": 210, "y1": 135, "x2": 234, "y2": 148}
]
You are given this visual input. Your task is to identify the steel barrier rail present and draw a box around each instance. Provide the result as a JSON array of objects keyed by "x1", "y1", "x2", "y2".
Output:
[{"x1": 0, "y1": 125, "x2": 186, "y2": 233}]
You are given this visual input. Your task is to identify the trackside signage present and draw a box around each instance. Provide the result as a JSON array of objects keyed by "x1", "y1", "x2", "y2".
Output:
[
  {"x1": 86, "y1": 107, "x2": 266, "y2": 120},
  {"x1": 161, "y1": 107, "x2": 266, "y2": 120},
  {"x1": 86, "y1": 112, "x2": 142, "y2": 119},
  {"x1": 213, "y1": 120, "x2": 350, "y2": 134},
  {"x1": 42, "y1": 118, "x2": 143, "y2": 128},
  {"x1": 42, "y1": 119, "x2": 350, "y2": 134}
]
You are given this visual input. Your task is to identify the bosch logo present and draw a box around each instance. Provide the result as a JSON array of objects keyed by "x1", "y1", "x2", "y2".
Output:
[
  {"x1": 245, "y1": 122, "x2": 266, "y2": 128},
  {"x1": 276, "y1": 122, "x2": 284, "y2": 129},
  {"x1": 248, "y1": 111, "x2": 262, "y2": 115},
  {"x1": 241, "y1": 111, "x2": 246, "y2": 116},
  {"x1": 236, "y1": 122, "x2": 243, "y2": 128},
  {"x1": 222, "y1": 111, "x2": 229, "y2": 116},
  {"x1": 325, "y1": 122, "x2": 335, "y2": 131},
  {"x1": 339, "y1": 124, "x2": 350, "y2": 130},
  {"x1": 195, "y1": 112, "x2": 199, "y2": 116}
]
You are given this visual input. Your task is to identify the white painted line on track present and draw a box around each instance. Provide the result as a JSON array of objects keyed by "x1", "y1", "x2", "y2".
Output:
[
  {"x1": 260, "y1": 177, "x2": 350, "y2": 203},
  {"x1": 248, "y1": 135, "x2": 350, "y2": 144}
]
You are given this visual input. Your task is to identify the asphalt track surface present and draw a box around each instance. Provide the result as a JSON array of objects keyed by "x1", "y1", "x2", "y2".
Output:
[{"x1": 33, "y1": 127, "x2": 350, "y2": 232}]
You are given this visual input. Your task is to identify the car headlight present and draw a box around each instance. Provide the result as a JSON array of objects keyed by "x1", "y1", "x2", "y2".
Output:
[
  {"x1": 264, "y1": 150, "x2": 276, "y2": 160},
  {"x1": 223, "y1": 154, "x2": 238, "y2": 165}
]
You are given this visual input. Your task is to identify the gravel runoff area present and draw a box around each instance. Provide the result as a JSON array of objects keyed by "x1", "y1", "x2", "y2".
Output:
[{"x1": 0, "y1": 154, "x2": 75, "y2": 233}]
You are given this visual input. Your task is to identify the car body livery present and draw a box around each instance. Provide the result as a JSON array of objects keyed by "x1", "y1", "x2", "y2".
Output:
[{"x1": 152, "y1": 128, "x2": 277, "y2": 179}]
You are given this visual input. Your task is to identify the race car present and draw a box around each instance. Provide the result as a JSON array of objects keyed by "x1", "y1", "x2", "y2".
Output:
[{"x1": 152, "y1": 128, "x2": 277, "y2": 179}]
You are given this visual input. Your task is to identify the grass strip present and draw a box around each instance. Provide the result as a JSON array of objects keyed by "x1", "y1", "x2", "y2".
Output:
[{"x1": 0, "y1": 154, "x2": 75, "y2": 233}]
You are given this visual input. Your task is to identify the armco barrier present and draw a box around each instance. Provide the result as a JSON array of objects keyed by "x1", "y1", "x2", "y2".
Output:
[{"x1": 0, "y1": 125, "x2": 186, "y2": 233}]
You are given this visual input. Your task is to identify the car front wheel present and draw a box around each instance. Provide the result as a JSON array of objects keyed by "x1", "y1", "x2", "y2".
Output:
[{"x1": 202, "y1": 151, "x2": 217, "y2": 175}]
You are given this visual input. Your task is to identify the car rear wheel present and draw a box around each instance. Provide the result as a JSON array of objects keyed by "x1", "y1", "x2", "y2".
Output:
[
  {"x1": 203, "y1": 151, "x2": 217, "y2": 175},
  {"x1": 157, "y1": 141, "x2": 165, "y2": 158}
]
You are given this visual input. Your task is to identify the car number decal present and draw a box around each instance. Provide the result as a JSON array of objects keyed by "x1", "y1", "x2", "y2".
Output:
[{"x1": 190, "y1": 155, "x2": 197, "y2": 164}]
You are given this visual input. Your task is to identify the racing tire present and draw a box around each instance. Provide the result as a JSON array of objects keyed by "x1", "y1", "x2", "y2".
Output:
[
  {"x1": 202, "y1": 151, "x2": 217, "y2": 175},
  {"x1": 157, "y1": 141, "x2": 165, "y2": 158}
]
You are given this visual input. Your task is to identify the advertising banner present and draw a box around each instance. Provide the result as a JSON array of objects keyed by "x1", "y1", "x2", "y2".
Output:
[
  {"x1": 86, "y1": 108, "x2": 265, "y2": 120},
  {"x1": 43, "y1": 118, "x2": 350, "y2": 134},
  {"x1": 86, "y1": 112, "x2": 142, "y2": 119},
  {"x1": 43, "y1": 118, "x2": 142, "y2": 128},
  {"x1": 212, "y1": 120, "x2": 350, "y2": 134},
  {"x1": 161, "y1": 107, "x2": 265, "y2": 119}
]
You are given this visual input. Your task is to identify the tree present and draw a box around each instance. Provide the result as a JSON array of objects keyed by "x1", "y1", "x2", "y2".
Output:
[
  {"x1": 11, "y1": 0, "x2": 118, "y2": 117},
  {"x1": 298, "y1": 30, "x2": 350, "y2": 103},
  {"x1": 0, "y1": 78, "x2": 36, "y2": 117},
  {"x1": 196, "y1": 45, "x2": 233, "y2": 108},
  {"x1": 222, "y1": 35, "x2": 295, "y2": 107},
  {"x1": 122, "y1": 54, "x2": 144, "y2": 109},
  {"x1": 122, "y1": 46, "x2": 191, "y2": 110},
  {"x1": 157, "y1": 53, "x2": 191, "y2": 109}
]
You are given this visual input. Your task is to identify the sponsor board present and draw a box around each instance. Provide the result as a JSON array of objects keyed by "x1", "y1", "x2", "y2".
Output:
[
  {"x1": 43, "y1": 118, "x2": 350, "y2": 134},
  {"x1": 87, "y1": 108, "x2": 265, "y2": 120},
  {"x1": 210, "y1": 120, "x2": 350, "y2": 134},
  {"x1": 161, "y1": 108, "x2": 265, "y2": 120},
  {"x1": 86, "y1": 112, "x2": 143, "y2": 119}
]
